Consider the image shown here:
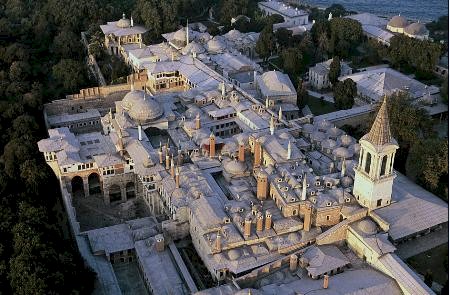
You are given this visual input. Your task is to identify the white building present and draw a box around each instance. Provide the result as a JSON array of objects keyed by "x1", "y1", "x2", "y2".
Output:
[
  {"x1": 309, "y1": 59, "x2": 352, "y2": 90},
  {"x1": 258, "y1": 1, "x2": 309, "y2": 26}
]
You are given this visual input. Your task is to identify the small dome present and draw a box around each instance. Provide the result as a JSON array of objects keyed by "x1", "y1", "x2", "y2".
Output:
[
  {"x1": 224, "y1": 29, "x2": 243, "y2": 40},
  {"x1": 207, "y1": 36, "x2": 227, "y2": 53},
  {"x1": 125, "y1": 90, "x2": 163, "y2": 124},
  {"x1": 173, "y1": 27, "x2": 192, "y2": 42},
  {"x1": 315, "y1": 119, "x2": 332, "y2": 131},
  {"x1": 278, "y1": 132, "x2": 291, "y2": 140},
  {"x1": 228, "y1": 249, "x2": 241, "y2": 261},
  {"x1": 311, "y1": 131, "x2": 326, "y2": 142},
  {"x1": 223, "y1": 158, "x2": 246, "y2": 175},
  {"x1": 357, "y1": 219, "x2": 377, "y2": 235},
  {"x1": 388, "y1": 15, "x2": 408, "y2": 28},
  {"x1": 181, "y1": 41, "x2": 205, "y2": 55},
  {"x1": 326, "y1": 126, "x2": 344, "y2": 138},
  {"x1": 333, "y1": 146, "x2": 353, "y2": 159},
  {"x1": 321, "y1": 138, "x2": 337, "y2": 149},
  {"x1": 339, "y1": 134, "x2": 355, "y2": 147},
  {"x1": 405, "y1": 22, "x2": 428, "y2": 36},
  {"x1": 341, "y1": 176, "x2": 353, "y2": 188},
  {"x1": 302, "y1": 123, "x2": 315, "y2": 134},
  {"x1": 221, "y1": 140, "x2": 238, "y2": 155},
  {"x1": 117, "y1": 16, "x2": 131, "y2": 28}
]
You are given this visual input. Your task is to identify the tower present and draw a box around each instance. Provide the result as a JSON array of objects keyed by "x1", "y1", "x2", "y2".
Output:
[
  {"x1": 353, "y1": 96, "x2": 398, "y2": 210},
  {"x1": 209, "y1": 132, "x2": 216, "y2": 158},
  {"x1": 256, "y1": 170, "x2": 268, "y2": 200}
]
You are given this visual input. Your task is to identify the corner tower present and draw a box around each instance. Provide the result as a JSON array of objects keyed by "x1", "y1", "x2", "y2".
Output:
[{"x1": 353, "y1": 96, "x2": 398, "y2": 210}]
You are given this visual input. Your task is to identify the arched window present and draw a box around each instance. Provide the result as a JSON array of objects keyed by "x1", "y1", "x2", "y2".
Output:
[
  {"x1": 365, "y1": 153, "x2": 372, "y2": 174},
  {"x1": 380, "y1": 155, "x2": 388, "y2": 176}
]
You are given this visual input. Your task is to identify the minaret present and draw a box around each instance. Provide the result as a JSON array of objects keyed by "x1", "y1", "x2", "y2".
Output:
[
  {"x1": 175, "y1": 166, "x2": 180, "y2": 188},
  {"x1": 278, "y1": 106, "x2": 283, "y2": 121},
  {"x1": 186, "y1": 19, "x2": 189, "y2": 46},
  {"x1": 158, "y1": 143, "x2": 163, "y2": 164},
  {"x1": 170, "y1": 156, "x2": 175, "y2": 178},
  {"x1": 265, "y1": 98, "x2": 269, "y2": 108},
  {"x1": 269, "y1": 115, "x2": 275, "y2": 135},
  {"x1": 287, "y1": 140, "x2": 292, "y2": 160},
  {"x1": 353, "y1": 96, "x2": 398, "y2": 210}
]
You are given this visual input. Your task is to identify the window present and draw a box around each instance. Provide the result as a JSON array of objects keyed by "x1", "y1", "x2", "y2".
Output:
[
  {"x1": 365, "y1": 153, "x2": 372, "y2": 174},
  {"x1": 381, "y1": 155, "x2": 388, "y2": 176},
  {"x1": 377, "y1": 199, "x2": 382, "y2": 207},
  {"x1": 326, "y1": 215, "x2": 330, "y2": 221}
]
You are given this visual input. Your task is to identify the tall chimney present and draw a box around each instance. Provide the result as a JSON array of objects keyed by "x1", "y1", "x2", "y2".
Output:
[
  {"x1": 209, "y1": 133, "x2": 216, "y2": 158},
  {"x1": 238, "y1": 143, "x2": 245, "y2": 162},
  {"x1": 290, "y1": 254, "x2": 298, "y2": 272},
  {"x1": 138, "y1": 125, "x2": 142, "y2": 141},
  {"x1": 165, "y1": 153, "x2": 170, "y2": 170},
  {"x1": 256, "y1": 212, "x2": 263, "y2": 231},
  {"x1": 254, "y1": 139, "x2": 261, "y2": 168},
  {"x1": 304, "y1": 203, "x2": 312, "y2": 232},
  {"x1": 159, "y1": 143, "x2": 163, "y2": 164},
  {"x1": 301, "y1": 175, "x2": 307, "y2": 201},
  {"x1": 256, "y1": 171, "x2": 268, "y2": 200},
  {"x1": 195, "y1": 113, "x2": 201, "y2": 129},
  {"x1": 215, "y1": 230, "x2": 222, "y2": 252},
  {"x1": 265, "y1": 210, "x2": 272, "y2": 230},
  {"x1": 170, "y1": 156, "x2": 175, "y2": 178},
  {"x1": 278, "y1": 106, "x2": 283, "y2": 121},
  {"x1": 287, "y1": 140, "x2": 292, "y2": 160},
  {"x1": 270, "y1": 115, "x2": 275, "y2": 135},
  {"x1": 244, "y1": 216, "x2": 252, "y2": 237},
  {"x1": 155, "y1": 234, "x2": 165, "y2": 252},
  {"x1": 175, "y1": 167, "x2": 180, "y2": 188},
  {"x1": 323, "y1": 274, "x2": 329, "y2": 289}
]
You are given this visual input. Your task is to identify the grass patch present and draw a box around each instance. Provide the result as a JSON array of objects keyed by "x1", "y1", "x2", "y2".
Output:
[
  {"x1": 302, "y1": 95, "x2": 338, "y2": 115},
  {"x1": 406, "y1": 243, "x2": 449, "y2": 285}
]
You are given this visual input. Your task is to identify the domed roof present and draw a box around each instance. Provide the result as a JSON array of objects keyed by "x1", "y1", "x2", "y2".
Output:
[
  {"x1": 278, "y1": 132, "x2": 291, "y2": 140},
  {"x1": 333, "y1": 146, "x2": 353, "y2": 159},
  {"x1": 228, "y1": 249, "x2": 241, "y2": 261},
  {"x1": 224, "y1": 29, "x2": 243, "y2": 40},
  {"x1": 311, "y1": 131, "x2": 326, "y2": 142},
  {"x1": 221, "y1": 140, "x2": 238, "y2": 155},
  {"x1": 339, "y1": 134, "x2": 355, "y2": 147},
  {"x1": 326, "y1": 126, "x2": 344, "y2": 138},
  {"x1": 123, "y1": 90, "x2": 163, "y2": 124},
  {"x1": 388, "y1": 15, "x2": 408, "y2": 28},
  {"x1": 223, "y1": 158, "x2": 247, "y2": 175},
  {"x1": 321, "y1": 138, "x2": 337, "y2": 149},
  {"x1": 116, "y1": 14, "x2": 131, "y2": 28},
  {"x1": 302, "y1": 123, "x2": 315, "y2": 134},
  {"x1": 207, "y1": 36, "x2": 227, "y2": 53},
  {"x1": 181, "y1": 41, "x2": 205, "y2": 55},
  {"x1": 340, "y1": 176, "x2": 353, "y2": 188},
  {"x1": 173, "y1": 27, "x2": 191, "y2": 42},
  {"x1": 357, "y1": 219, "x2": 377, "y2": 235},
  {"x1": 405, "y1": 22, "x2": 428, "y2": 36},
  {"x1": 315, "y1": 119, "x2": 332, "y2": 131}
]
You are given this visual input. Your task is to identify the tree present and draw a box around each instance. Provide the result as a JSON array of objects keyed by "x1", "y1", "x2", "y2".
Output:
[
  {"x1": 424, "y1": 270, "x2": 433, "y2": 287},
  {"x1": 296, "y1": 79, "x2": 308, "y2": 108},
  {"x1": 275, "y1": 28, "x2": 293, "y2": 49},
  {"x1": 52, "y1": 29, "x2": 83, "y2": 59},
  {"x1": 52, "y1": 59, "x2": 87, "y2": 93},
  {"x1": 324, "y1": 4, "x2": 348, "y2": 18},
  {"x1": 255, "y1": 24, "x2": 276, "y2": 61},
  {"x1": 329, "y1": 56, "x2": 340, "y2": 85},
  {"x1": 281, "y1": 47, "x2": 303, "y2": 77},
  {"x1": 441, "y1": 74, "x2": 448, "y2": 103},
  {"x1": 406, "y1": 138, "x2": 448, "y2": 201},
  {"x1": 329, "y1": 18, "x2": 362, "y2": 57},
  {"x1": 333, "y1": 78, "x2": 356, "y2": 109}
]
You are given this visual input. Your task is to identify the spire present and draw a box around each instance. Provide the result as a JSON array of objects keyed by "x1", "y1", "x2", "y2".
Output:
[
  {"x1": 365, "y1": 96, "x2": 393, "y2": 146},
  {"x1": 301, "y1": 174, "x2": 307, "y2": 200},
  {"x1": 287, "y1": 140, "x2": 291, "y2": 160},
  {"x1": 131, "y1": 16, "x2": 134, "y2": 27},
  {"x1": 278, "y1": 106, "x2": 282, "y2": 121}
]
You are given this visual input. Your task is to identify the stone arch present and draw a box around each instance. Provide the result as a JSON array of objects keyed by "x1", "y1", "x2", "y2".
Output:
[
  {"x1": 126, "y1": 182, "x2": 136, "y2": 199},
  {"x1": 71, "y1": 176, "x2": 84, "y2": 196},
  {"x1": 88, "y1": 173, "x2": 101, "y2": 195},
  {"x1": 109, "y1": 184, "x2": 122, "y2": 203}
]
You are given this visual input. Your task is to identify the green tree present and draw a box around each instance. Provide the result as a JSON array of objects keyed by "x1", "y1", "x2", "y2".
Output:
[
  {"x1": 328, "y1": 56, "x2": 340, "y2": 85},
  {"x1": 441, "y1": 74, "x2": 448, "y2": 103},
  {"x1": 324, "y1": 4, "x2": 348, "y2": 18},
  {"x1": 296, "y1": 79, "x2": 308, "y2": 108},
  {"x1": 281, "y1": 47, "x2": 303, "y2": 77},
  {"x1": 333, "y1": 78, "x2": 356, "y2": 109},
  {"x1": 329, "y1": 18, "x2": 362, "y2": 57},
  {"x1": 275, "y1": 28, "x2": 293, "y2": 49},
  {"x1": 424, "y1": 270, "x2": 433, "y2": 287},
  {"x1": 255, "y1": 24, "x2": 275, "y2": 61},
  {"x1": 52, "y1": 59, "x2": 87, "y2": 93}
]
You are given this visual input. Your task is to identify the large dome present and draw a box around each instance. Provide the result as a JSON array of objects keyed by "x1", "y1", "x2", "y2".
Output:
[
  {"x1": 388, "y1": 15, "x2": 408, "y2": 28},
  {"x1": 181, "y1": 41, "x2": 205, "y2": 55},
  {"x1": 122, "y1": 90, "x2": 163, "y2": 124},
  {"x1": 223, "y1": 158, "x2": 246, "y2": 175},
  {"x1": 405, "y1": 22, "x2": 428, "y2": 36},
  {"x1": 357, "y1": 219, "x2": 377, "y2": 235},
  {"x1": 207, "y1": 36, "x2": 227, "y2": 53}
]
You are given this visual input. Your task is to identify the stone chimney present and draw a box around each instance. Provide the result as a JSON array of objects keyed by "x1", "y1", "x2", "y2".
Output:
[
  {"x1": 238, "y1": 143, "x2": 245, "y2": 162},
  {"x1": 165, "y1": 153, "x2": 170, "y2": 170},
  {"x1": 323, "y1": 274, "x2": 329, "y2": 289},
  {"x1": 304, "y1": 203, "x2": 312, "y2": 232},
  {"x1": 195, "y1": 113, "x2": 201, "y2": 129},
  {"x1": 155, "y1": 234, "x2": 165, "y2": 252},
  {"x1": 290, "y1": 254, "x2": 298, "y2": 272},
  {"x1": 254, "y1": 139, "x2": 261, "y2": 168},
  {"x1": 244, "y1": 216, "x2": 252, "y2": 237},
  {"x1": 256, "y1": 212, "x2": 263, "y2": 231},
  {"x1": 209, "y1": 133, "x2": 215, "y2": 158},
  {"x1": 256, "y1": 171, "x2": 268, "y2": 200},
  {"x1": 175, "y1": 167, "x2": 180, "y2": 188},
  {"x1": 265, "y1": 210, "x2": 272, "y2": 230},
  {"x1": 215, "y1": 230, "x2": 222, "y2": 252}
]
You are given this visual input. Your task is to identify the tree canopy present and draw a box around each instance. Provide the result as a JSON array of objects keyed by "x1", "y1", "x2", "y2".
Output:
[
  {"x1": 329, "y1": 56, "x2": 340, "y2": 85},
  {"x1": 255, "y1": 24, "x2": 276, "y2": 61},
  {"x1": 333, "y1": 78, "x2": 356, "y2": 109}
]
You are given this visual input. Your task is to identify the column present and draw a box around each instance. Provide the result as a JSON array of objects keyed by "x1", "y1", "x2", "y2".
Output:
[
  {"x1": 83, "y1": 177, "x2": 89, "y2": 198},
  {"x1": 121, "y1": 185, "x2": 127, "y2": 202},
  {"x1": 103, "y1": 188, "x2": 110, "y2": 205}
]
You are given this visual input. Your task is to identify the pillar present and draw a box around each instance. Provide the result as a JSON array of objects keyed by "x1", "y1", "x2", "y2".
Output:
[
  {"x1": 170, "y1": 157, "x2": 175, "y2": 178},
  {"x1": 265, "y1": 210, "x2": 272, "y2": 230},
  {"x1": 175, "y1": 167, "x2": 180, "y2": 189},
  {"x1": 121, "y1": 185, "x2": 127, "y2": 201},
  {"x1": 209, "y1": 133, "x2": 215, "y2": 158}
]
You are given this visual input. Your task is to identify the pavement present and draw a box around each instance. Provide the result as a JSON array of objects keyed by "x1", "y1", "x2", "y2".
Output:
[{"x1": 307, "y1": 89, "x2": 335, "y2": 103}]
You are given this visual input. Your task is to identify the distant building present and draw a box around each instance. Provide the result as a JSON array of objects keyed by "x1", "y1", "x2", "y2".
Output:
[
  {"x1": 100, "y1": 13, "x2": 148, "y2": 57},
  {"x1": 346, "y1": 13, "x2": 393, "y2": 46},
  {"x1": 386, "y1": 15, "x2": 429, "y2": 40},
  {"x1": 258, "y1": 1, "x2": 309, "y2": 26},
  {"x1": 309, "y1": 59, "x2": 352, "y2": 90}
]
